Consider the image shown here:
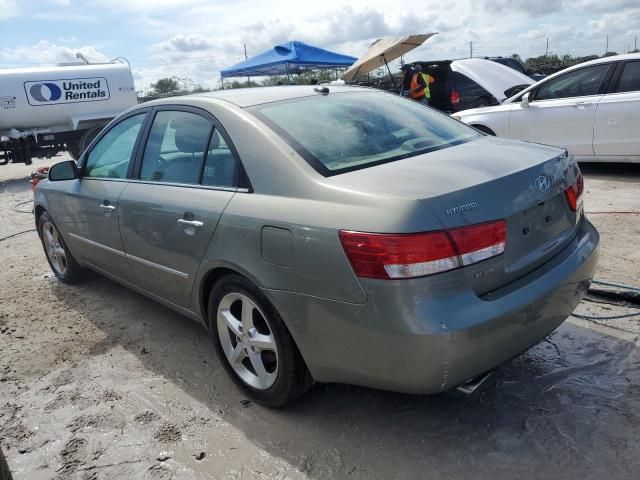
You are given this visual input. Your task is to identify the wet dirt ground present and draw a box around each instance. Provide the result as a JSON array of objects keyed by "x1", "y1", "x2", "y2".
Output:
[{"x1": 1, "y1": 156, "x2": 639, "y2": 480}]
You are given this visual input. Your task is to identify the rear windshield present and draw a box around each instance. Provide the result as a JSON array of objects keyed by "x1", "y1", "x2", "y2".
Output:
[{"x1": 248, "y1": 91, "x2": 479, "y2": 176}]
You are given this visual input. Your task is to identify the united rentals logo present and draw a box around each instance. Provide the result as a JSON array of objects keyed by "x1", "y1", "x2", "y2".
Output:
[{"x1": 24, "y1": 77, "x2": 110, "y2": 106}]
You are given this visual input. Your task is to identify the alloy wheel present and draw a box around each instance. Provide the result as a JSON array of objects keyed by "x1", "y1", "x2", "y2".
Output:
[
  {"x1": 216, "y1": 292, "x2": 279, "y2": 390},
  {"x1": 43, "y1": 221, "x2": 67, "y2": 276}
]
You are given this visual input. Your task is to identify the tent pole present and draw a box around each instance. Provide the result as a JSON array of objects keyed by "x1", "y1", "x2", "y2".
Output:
[{"x1": 383, "y1": 56, "x2": 397, "y2": 90}]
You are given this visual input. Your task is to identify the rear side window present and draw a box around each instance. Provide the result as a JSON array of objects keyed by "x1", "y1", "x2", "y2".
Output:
[
  {"x1": 615, "y1": 61, "x2": 640, "y2": 93},
  {"x1": 85, "y1": 114, "x2": 145, "y2": 179},
  {"x1": 139, "y1": 111, "x2": 212, "y2": 184},
  {"x1": 250, "y1": 91, "x2": 479, "y2": 176},
  {"x1": 201, "y1": 131, "x2": 238, "y2": 188},
  {"x1": 535, "y1": 64, "x2": 610, "y2": 100}
]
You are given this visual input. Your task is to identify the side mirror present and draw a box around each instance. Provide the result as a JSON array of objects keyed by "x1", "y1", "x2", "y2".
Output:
[
  {"x1": 48, "y1": 160, "x2": 78, "y2": 181},
  {"x1": 521, "y1": 92, "x2": 532, "y2": 108}
]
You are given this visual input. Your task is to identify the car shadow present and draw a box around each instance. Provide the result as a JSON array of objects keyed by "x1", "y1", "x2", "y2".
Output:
[
  {"x1": 580, "y1": 162, "x2": 640, "y2": 182},
  {"x1": 49, "y1": 274, "x2": 640, "y2": 480}
]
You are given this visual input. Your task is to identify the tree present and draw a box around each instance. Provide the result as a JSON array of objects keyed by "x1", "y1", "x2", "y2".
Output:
[
  {"x1": 150, "y1": 78, "x2": 180, "y2": 96},
  {"x1": 191, "y1": 84, "x2": 211, "y2": 93},
  {"x1": 601, "y1": 51, "x2": 619, "y2": 57}
]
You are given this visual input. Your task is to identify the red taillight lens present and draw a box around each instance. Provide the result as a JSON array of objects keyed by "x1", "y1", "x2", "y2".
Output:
[
  {"x1": 564, "y1": 172, "x2": 584, "y2": 212},
  {"x1": 448, "y1": 221, "x2": 506, "y2": 266},
  {"x1": 451, "y1": 90, "x2": 460, "y2": 105},
  {"x1": 339, "y1": 220, "x2": 506, "y2": 280}
]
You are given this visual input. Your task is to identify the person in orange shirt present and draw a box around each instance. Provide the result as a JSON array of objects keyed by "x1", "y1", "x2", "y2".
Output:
[{"x1": 409, "y1": 64, "x2": 434, "y2": 106}]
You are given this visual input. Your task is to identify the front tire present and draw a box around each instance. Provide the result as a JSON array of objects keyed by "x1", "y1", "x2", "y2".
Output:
[
  {"x1": 208, "y1": 274, "x2": 311, "y2": 407},
  {"x1": 38, "y1": 211, "x2": 85, "y2": 284}
]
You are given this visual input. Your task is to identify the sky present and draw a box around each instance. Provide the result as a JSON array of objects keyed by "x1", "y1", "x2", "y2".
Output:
[{"x1": 1, "y1": 0, "x2": 639, "y2": 92}]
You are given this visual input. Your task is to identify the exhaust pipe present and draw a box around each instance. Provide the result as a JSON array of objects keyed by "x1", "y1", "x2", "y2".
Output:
[{"x1": 456, "y1": 372, "x2": 492, "y2": 395}]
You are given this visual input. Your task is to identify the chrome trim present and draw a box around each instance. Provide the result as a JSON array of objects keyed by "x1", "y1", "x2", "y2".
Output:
[
  {"x1": 126, "y1": 253, "x2": 189, "y2": 279},
  {"x1": 82, "y1": 177, "x2": 129, "y2": 183},
  {"x1": 69, "y1": 233, "x2": 189, "y2": 279},
  {"x1": 177, "y1": 219, "x2": 204, "y2": 229},
  {"x1": 69, "y1": 233, "x2": 125, "y2": 257},
  {"x1": 126, "y1": 178, "x2": 238, "y2": 192}
]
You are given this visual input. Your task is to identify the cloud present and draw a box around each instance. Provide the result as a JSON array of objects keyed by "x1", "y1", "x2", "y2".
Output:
[
  {"x1": 0, "y1": 40, "x2": 110, "y2": 65},
  {"x1": 568, "y1": 0, "x2": 640, "y2": 12},
  {"x1": 3, "y1": 2, "x2": 639, "y2": 91},
  {"x1": 154, "y1": 34, "x2": 215, "y2": 53},
  {"x1": 480, "y1": 0, "x2": 564, "y2": 16},
  {"x1": 0, "y1": 0, "x2": 19, "y2": 20}
]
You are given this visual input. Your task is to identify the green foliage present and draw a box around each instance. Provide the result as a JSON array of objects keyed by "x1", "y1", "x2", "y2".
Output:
[
  {"x1": 224, "y1": 69, "x2": 341, "y2": 89},
  {"x1": 150, "y1": 77, "x2": 181, "y2": 95}
]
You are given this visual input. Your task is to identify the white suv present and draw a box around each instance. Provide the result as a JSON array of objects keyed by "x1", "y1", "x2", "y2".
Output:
[{"x1": 454, "y1": 53, "x2": 640, "y2": 163}]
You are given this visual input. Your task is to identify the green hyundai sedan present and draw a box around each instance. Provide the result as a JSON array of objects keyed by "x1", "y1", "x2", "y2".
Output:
[{"x1": 35, "y1": 86, "x2": 598, "y2": 406}]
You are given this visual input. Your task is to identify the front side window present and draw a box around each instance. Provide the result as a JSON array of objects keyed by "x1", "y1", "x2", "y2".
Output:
[
  {"x1": 615, "y1": 61, "x2": 640, "y2": 93},
  {"x1": 249, "y1": 91, "x2": 479, "y2": 175},
  {"x1": 534, "y1": 64, "x2": 611, "y2": 101},
  {"x1": 139, "y1": 110, "x2": 212, "y2": 184},
  {"x1": 84, "y1": 113, "x2": 145, "y2": 179}
]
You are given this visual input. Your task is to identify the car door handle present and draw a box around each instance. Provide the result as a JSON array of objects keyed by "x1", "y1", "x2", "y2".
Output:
[
  {"x1": 177, "y1": 219, "x2": 203, "y2": 229},
  {"x1": 573, "y1": 101, "x2": 592, "y2": 108}
]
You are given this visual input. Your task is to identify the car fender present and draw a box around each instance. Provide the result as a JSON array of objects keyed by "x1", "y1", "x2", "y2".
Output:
[
  {"x1": 33, "y1": 182, "x2": 51, "y2": 227},
  {"x1": 455, "y1": 106, "x2": 512, "y2": 138}
]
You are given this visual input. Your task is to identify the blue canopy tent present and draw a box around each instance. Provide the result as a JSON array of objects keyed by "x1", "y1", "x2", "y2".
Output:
[{"x1": 220, "y1": 41, "x2": 357, "y2": 79}]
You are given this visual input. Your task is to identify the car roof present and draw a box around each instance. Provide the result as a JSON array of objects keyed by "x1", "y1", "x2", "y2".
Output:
[
  {"x1": 557, "y1": 53, "x2": 640, "y2": 73},
  {"x1": 501, "y1": 52, "x2": 640, "y2": 103},
  {"x1": 187, "y1": 84, "x2": 367, "y2": 108}
]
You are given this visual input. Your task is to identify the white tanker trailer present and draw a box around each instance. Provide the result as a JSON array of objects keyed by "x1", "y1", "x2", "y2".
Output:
[{"x1": 0, "y1": 61, "x2": 136, "y2": 165}]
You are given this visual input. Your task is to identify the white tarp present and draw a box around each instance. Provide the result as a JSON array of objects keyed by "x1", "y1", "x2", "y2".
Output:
[{"x1": 341, "y1": 34, "x2": 437, "y2": 81}]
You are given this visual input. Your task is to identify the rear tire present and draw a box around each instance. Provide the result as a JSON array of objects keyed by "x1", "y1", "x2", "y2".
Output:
[
  {"x1": 208, "y1": 274, "x2": 312, "y2": 407},
  {"x1": 38, "y1": 211, "x2": 86, "y2": 284}
]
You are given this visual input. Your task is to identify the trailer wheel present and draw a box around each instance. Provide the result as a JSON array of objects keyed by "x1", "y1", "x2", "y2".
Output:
[{"x1": 69, "y1": 127, "x2": 102, "y2": 160}]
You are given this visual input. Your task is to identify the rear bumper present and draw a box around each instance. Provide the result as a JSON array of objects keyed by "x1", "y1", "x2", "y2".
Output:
[{"x1": 266, "y1": 217, "x2": 599, "y2": 394}]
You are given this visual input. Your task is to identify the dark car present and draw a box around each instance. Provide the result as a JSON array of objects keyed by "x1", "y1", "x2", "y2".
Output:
[
  {"x1": 486, "y1": 56, "x2": 546, "y2": 81},
  {"x1": 414, "y1": 58, "x2": 534, "y2": 113}
]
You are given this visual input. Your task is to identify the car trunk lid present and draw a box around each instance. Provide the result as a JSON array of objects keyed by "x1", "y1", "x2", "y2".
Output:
[
  {"x1": 450, "y1": 58, "x2": 534, "y2": 103},
  {"x1": 328, "y1": 137, "x2": 582, "y2": 294}
]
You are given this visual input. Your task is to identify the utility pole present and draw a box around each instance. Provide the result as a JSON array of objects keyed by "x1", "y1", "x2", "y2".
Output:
[
  {"x1": 635, "y1": 34, "x2": 638, "y2": 51},
  {"x1": 545, "y1": 37, "x2": 549, "y2": 57},
  {"x1": 243, "y1": 42, "x2": 250, "y2": 87},
  {"x1": 469, "y1": 41, "x2": 473, "y2": 58},
  {"x1": 605, "y1": 35, "x2": 609, "y2": 55}
]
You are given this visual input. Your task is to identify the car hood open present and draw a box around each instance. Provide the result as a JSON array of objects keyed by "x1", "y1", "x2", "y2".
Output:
[{"x1": 450, "y1": 58, "x2": 534, "y2": 103}]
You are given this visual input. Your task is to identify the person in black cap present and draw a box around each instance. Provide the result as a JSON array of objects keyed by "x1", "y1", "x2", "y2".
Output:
[{"x1": 400, "y1": 64, "x2": 413, "y2": 97}]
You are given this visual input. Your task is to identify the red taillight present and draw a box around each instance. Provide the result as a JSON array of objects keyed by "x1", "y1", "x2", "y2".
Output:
[
  {"x1": 451, "y1": 90, "x2": 460, "y2": 105},
  {"x1": 448, "y1": 221, "x2": 506, "y2": 267},
  {"x1": 339, "y1": 220, "x2": 506, "y2": 280},
  {"x1": 564, "y1": 172, "x2": 584, "y2": 212}
]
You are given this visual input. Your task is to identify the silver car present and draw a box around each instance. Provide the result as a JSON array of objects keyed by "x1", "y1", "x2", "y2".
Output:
[{"x1": 36, "y1": 86, "x2": 599, "y2": 406}]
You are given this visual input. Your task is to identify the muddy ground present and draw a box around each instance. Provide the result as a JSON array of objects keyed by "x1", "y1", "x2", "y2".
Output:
[{"x1": 1, "y1": 155, "x2": 639, "y2": 480}]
